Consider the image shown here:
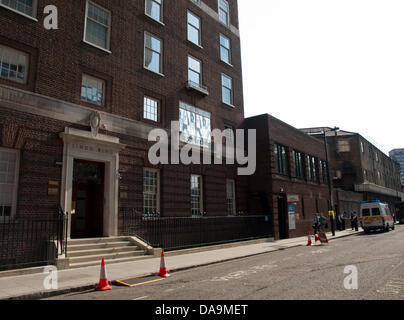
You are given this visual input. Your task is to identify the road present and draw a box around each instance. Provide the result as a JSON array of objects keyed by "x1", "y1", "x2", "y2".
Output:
[{"x1": 46, "y1": 225, "x2": 404, "y2": 300}]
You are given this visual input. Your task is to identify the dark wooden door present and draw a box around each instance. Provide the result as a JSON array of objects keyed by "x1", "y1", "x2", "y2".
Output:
[
  {"x1": 278, "y1": 194, "x2": 289, "y2": 239},
  {"x1": 71, "y1": 160, "x2": 105, "y2": 239}
]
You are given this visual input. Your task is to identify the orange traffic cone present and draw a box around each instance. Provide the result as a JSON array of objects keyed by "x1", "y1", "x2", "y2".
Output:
[
  {"x1": 306, "y1": 232, "x2": 312, "y2": 246},
  {"x1": 158, "y1": 250, "x2": 170, "y2": 278},
  {"x1": 96, "y1": 257, "x2": 112, "y2": 291}
]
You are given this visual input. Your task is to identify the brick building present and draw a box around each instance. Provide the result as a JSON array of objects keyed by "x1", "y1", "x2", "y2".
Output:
[
  {"x1": 301, "y1": 128, "x2": 404, "y2": 217},
  {"x1": 389, "y1": 149, "x2": 404, "y2": 190},
  {"x1": 0, "y1": 0, "x2": 269, "y2": 269},
  {"x1": 244, "y1": 115, "x2": 331, "y2": 240}
]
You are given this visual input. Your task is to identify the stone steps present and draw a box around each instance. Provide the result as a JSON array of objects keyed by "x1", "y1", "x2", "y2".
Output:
[{"x1": 66, "y1": 237, "x2": 150, "y2": 268}]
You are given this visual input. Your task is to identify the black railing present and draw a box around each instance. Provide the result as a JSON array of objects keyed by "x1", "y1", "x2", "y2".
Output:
[
  {"x1": 0, "y1": 208, "x2": 68, "y2": 272},
  {"x1": 121, "y1": 209, "x2": 273, "y2": 251}
]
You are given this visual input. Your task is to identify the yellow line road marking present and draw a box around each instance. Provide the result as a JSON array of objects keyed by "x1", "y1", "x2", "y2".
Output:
[{"x1": 116, "y1": 278, "x2": 165, "y2": 288}]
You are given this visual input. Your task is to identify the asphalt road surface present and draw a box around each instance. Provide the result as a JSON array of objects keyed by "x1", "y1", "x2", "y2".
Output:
[{"x1": 46, "y1": 225, "x2": 404, "y2": 300}]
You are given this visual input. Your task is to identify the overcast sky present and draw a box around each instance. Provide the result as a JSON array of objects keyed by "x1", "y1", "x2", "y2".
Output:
[{"x1": 238, "y1": 0, "x2": 404, "y2": 155}]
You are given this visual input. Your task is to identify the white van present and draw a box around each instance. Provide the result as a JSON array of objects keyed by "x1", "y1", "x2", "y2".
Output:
[{"x1": 360, "y1": 201, "x2": 395, "y2": 233}]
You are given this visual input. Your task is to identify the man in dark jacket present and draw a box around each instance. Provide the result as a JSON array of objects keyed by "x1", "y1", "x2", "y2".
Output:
[{"x1": 351, "y1": 212, "x2": 359, "y2": 231}]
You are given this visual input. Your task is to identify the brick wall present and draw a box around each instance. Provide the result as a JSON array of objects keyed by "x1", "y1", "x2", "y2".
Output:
[
  {"x1": 0, "y1": 0, "x2": 244, "y2": 131},
  {"x1": 245, "y1": 114, "x2": 331, "y2": 239}
]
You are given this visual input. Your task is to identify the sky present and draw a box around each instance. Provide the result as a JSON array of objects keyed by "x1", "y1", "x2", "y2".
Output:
[{"x1": 238, "y1": 0, "x2": 404, "y2": 155}]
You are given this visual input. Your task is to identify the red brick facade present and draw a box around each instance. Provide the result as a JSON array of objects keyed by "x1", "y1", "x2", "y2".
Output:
[
  {"x1": 245, "y1": 115, "x2": 331, "y2": 240},
  {"x1": 0, "y1": 0, "x2": 254, "y2": 248}
]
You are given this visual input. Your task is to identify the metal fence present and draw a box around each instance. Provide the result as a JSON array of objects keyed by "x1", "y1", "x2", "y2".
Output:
[
  {"x1": 121, "y1": 209, "x2": 273, "y2": 251},
  {"x1": 0, "y1": 208, "x2": 68, "y2": 272}
]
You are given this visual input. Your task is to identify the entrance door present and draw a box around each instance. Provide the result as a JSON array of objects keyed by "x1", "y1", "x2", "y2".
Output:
[
  {"x1": 71, "y1": 160, "x2": 105, "y2": 239},
  {"x1": 277, "y1": 194, "x2": 289, "y2": 239}
]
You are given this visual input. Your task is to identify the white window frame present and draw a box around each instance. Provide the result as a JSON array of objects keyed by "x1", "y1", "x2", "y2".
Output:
[
  {"x1": 144, "y1": 31, "x2": 164, "y2": 76},
  {"x1": 179, "y1": 101, "x2": 212, "y2": 148},
  {"x1": 191, "y1": 175, "x2": 203, "y2": 217},
  {"x1": 143, "y1": 96, "x2": 159, "y2": 122},
  {"x1": 83, "y1": 0, "x2": 112, "y2": 53},
  {"x1": 226, "y1": 179, "x2": 236, "y2": 216},
  {"x1": 0, "y1": 44, "x2": 29, "y2": 84},
  {"x1": 221, "y1": 73, "x2": 234, "y2": 106},
  {"x1": 0, "y1": 147, "x2": 20, "y2": 222},
  {"x1": 81, "y1": 74, "x2": 106, "y2": 106},
  {"x1": 0, "y1": 0, "x2": 38, "y2": 21},
  {"x1": 145, "y1": 0, "x2": 164, "y2": 24},
  {"x1": 219, "y1": 33, "x2": 232, "y2": 65},
  {"x1": 218, "y1": 0, "x2": 230, "y2": 27},
  {"x1": 143, "y1": 168, "x2": 160, "y2": 216},
  {"x1": 187, "y1": 10, "x2": 202, "y2": 47},
  {"x1": 188, "y1": 55, "x2": 202, "y2": 87}
]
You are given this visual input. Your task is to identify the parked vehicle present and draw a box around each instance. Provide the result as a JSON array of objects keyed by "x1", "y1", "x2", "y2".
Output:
[
  {"x1": 396, "y1": 202, "x2": 404, "y2": 224},
  {"x1": 360, "y1": 200, "x2": 395, "y2": 233}
]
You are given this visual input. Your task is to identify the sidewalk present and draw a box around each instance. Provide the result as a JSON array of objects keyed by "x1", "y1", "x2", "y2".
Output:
[{"x1": 0, "y1": 229, "x2": 360, "y2": 300}]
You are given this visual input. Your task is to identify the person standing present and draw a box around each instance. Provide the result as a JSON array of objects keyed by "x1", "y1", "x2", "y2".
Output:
[
  {"x1": 312, "y1": 213, "x2": 320, "y2": 234},
  {"x1": 351, "y1": 212, "x2": 359, "y2": 231},
  {"x1": 319, "y1": 213, "x2": 327, "y2": 232},
  {"x1": 341, "y1": 212, "x2": 346, "y2": 230}
]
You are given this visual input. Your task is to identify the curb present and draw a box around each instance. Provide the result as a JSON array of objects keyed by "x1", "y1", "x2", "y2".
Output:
[{"x1": 3, "y1": 231, "x2": 360, "y2": 300}]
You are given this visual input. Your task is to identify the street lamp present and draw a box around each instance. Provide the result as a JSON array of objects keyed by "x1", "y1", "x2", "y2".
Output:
[
  {"x1": 323, "y1": 127, "x2": 339, "y2": 236},
  {"x1": 306, "y1": 126, "x2": 339, "y2": 236}
]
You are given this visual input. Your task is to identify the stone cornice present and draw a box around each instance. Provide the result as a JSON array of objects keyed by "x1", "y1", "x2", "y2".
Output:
[{"x1": 0, "y1": 84, "x2": 154, "y2": 140}]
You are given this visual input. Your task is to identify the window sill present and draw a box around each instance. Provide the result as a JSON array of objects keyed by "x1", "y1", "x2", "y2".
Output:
[
  {"x1": 186, "y1": 81, "x2": 209, "y2": 96},
  {"x1": 0, "y1": 4, "x2": 38, "y2": 22},
  {"x1": 82, "y1": 40, "x2": 112, "y2": 54},
  {"x1": 144, "y1": 13, "x2": 165, "y2": 26},
  {"x1": 222, "y1": 102, "x2": 236, "y2": 109},
  {"x1": 220, "y1": 60, "x2": 233, "y2": 68},
  {"x1": 186, "y1": 39, "x2": 204, "y2": 50},
  {"x1": 143, "y1": 67, "x2": 165, "y2": 78}
]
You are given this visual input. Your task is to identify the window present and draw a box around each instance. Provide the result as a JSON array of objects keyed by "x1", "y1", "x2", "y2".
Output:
[
  {"x1": 0, "y1": 45, "x2": 28, "y2": 84},
  {"x1": 293, "y1": 150, "x2": 304, "y2": 179},
  {"x1": 143, "y1": 168, "x2": 159, "y2": 215},
  {"x1": 360, "y1": 141, "x2": 364, "y2": 153},
  {"x1": 179, "y1": 101, "x2": 211, "y2": 148},
  {"x1": 144, "y1": 96, "x2": 159, "y2": 122},
  {"x1": 219, "y1": 34, "x2": 231, "y2": 64},
  {"x1": 362, "y1": 208, "x2": 370, "y2": 217},
  {"x1": 145, "y1": 0, "x2": 163, "y2": 22},
  {"x1": 226, "y1": 179, "x2": 236, "y2": 216},
  {"x1": 144, "y1": 32, "x2": 163, "y2": 74},
  {"x1": 0, "y1": 148, "x2": 19, "y2": 220},
  {"x1": 191, "y1": 175, "x2": 203, "y2": 216},
  {"x1": 221, "y1": 73, "x2": 233, "y2": 105},
  {"x1": 218, "y1": 0, "x2": 229, "y2": 26},
  {"x1": 274, "y1": 144, "x2": 288, "y2": 175},
  {"x1": 372, "y1": 208, "x2": 380, "y2": 216},
  {"x1": 81, "y1": 74, "x2": 105, "y2": 106},
  {"x1": 337, "y1": 140, "x2": 350, "y2": 153},
  {"x1": 320, "y1": 160, "x2": 328, "y2": 184},
  {"x1": 0, "y1": 0, "x2": 36, "y2": 17},
  {"x1": 84, "y1": 1, "x2": 111, "y2": 51},
  {"x1": 308, "y1": 155, "x2": 317, "y2": 182},
  {"x1": 224, "y1": 125, "x2": 234, "y2": 145},
  {"x1": 187, "y1": 11, "x2": 201, "y2": 46},
  {"x1": 188, "y1": 55, "x2": 202, "y2": 87}
]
